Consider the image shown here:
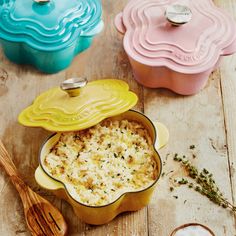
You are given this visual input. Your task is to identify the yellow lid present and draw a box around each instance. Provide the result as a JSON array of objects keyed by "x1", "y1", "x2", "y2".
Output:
[{"x1": 18, "y1": 78, "x2": 138, "y2": 132}]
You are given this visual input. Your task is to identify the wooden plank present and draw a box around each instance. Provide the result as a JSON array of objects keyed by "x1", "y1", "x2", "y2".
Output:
[
  {"x1": 214, "y1": 0, "x2": 236, "y2": 229},
  {"x1": 219, "y1": 53, "x2": 236, "y2": 232}
]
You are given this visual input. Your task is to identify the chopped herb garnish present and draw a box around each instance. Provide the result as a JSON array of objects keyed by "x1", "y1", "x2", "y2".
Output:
[
  {"x1": 189, "y1": 145, "x2": 195, "y2": 150},
  {"x1": 178, "y1": 178, "x2": 188, "y2": 185}
]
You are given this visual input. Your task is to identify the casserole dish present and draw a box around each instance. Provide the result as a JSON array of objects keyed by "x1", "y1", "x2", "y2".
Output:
[
  {"x1": 0, "y1": 0, "x2": 103, "y2": 74},
  {"x1": 18, "y1": 78, "x2": 169, "y2": 225},
  {"x1": 114, "y1": 0, "x2": 236, "y2": 95}
]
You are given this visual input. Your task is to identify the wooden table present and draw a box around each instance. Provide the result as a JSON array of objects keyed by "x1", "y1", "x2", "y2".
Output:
[{"x1": 0, "y1": 0, "x2": 236, "y2": 235}]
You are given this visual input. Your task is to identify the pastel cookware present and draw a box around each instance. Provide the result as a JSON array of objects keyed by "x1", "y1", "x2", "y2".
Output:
[
  {"x1": 115, "y1": 0, "x2": 236, "y2": 95},
  {"x1": 18, "y1": 78, "x2": 169, "y2": 225},
  {"x1": 0, "y1": 0, "x2": 103, "y2": 74}
]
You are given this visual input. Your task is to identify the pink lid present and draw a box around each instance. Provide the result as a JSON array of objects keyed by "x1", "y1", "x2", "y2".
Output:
[{"x1": 115, "y1": 0, "x2": 236, "y2": 74}]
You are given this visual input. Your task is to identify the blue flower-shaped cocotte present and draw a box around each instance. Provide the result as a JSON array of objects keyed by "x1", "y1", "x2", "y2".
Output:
[{"x1": 0, "y1": 0, "x2": 103, "y2": 73}]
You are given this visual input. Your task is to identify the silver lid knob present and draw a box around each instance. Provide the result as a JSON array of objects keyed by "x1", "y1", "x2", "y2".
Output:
[
  {"x1": 60, "y1": 77, "x2": 88, "y2": 97},
  {"x1": 165, "y1": 4, "x2": 192, "y2": 26}
]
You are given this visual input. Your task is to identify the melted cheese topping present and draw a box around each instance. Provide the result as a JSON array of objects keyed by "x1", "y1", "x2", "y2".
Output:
[{"x1": 43, "y1": 119, "x2": 158, "y2": 206}]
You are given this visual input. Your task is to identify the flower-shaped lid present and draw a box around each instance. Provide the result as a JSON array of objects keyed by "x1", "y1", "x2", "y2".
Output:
[
  {"x1": 115, "y1": 0, "x2": 236, "y2": 73},
  {"x1": 18, "y1": 78, "x2": 138, "y2": 132},
  {"x1": 0, "y1": 0, "x2": 102, "y2": 51}
]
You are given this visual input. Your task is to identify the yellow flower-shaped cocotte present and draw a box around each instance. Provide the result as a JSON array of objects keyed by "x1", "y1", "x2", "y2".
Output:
[
  {"x1": 35, "y1": 110, "x2": 169, "y2": 225},
  {"x1": 18, "y1": 79, "x2": 138, "y2": 132}
]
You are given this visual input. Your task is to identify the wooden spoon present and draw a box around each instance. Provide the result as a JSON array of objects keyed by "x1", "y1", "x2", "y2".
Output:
[{"x1": 0, "y1": 140, "x2": 68, "y2": 236}]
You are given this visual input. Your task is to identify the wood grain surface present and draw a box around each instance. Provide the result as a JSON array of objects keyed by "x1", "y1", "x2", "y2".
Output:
[{"x1": 0, "y1": 0, "x2": 236, "y2": 235}]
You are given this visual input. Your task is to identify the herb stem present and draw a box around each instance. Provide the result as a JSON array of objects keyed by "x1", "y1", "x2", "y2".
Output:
[{"x1": 173, "y1": 154, "x2": 236, "y2": 214}]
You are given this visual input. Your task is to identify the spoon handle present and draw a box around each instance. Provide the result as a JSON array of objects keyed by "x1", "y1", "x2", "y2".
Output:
[{"x1": 0, "y1": 140, "x2": 28, "y2": 193}]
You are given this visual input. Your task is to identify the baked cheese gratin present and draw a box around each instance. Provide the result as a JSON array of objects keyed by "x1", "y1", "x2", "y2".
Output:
[{"x1": 43, "y1": 119, "x2": 158, "y2": 206}]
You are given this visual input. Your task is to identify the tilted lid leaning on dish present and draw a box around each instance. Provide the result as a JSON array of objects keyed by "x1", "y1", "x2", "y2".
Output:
[{"x1": 18, "y1": 78, "x2": 138, "y2": 132}]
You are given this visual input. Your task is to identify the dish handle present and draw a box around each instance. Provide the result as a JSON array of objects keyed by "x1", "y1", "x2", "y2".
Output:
[
  {"x1": 35, "y1": 166, "x2": 64, "y2": 190},
  {"x1": 114, "y1": 12, "x2": 126, "y2": 34},
  {"x1": 153, "y1": 121, "x2": 169, "y2": 150}
]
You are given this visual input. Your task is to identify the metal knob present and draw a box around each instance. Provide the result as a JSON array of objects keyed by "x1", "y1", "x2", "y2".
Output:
[
  {"x1": 165, "y1": 4, "x2": 192, "y2": 26},
  {"x1": 60, "y1": 77, "x2": 88, "y2": 97}
]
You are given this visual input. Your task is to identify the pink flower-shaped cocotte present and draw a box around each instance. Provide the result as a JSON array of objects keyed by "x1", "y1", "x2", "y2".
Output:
[{"x1": 115, "y1": 0, "x2": 236, "y2": 95}]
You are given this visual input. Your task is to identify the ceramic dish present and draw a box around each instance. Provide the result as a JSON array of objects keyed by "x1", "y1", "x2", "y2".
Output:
[
  {"x1": 0, "y1": 0, "x2": 103, "y2": 74},
  {"x1": 18, "y1": 78, "x2": 169, "y2": 225},
  {"x1": 170, "y1": 223, "x2": 215, "y2": 236},
  {"x1": 35, "y1": 110, "x2": 169, "y2": 225},
  {"x1": 115, "y1": 0, "x2": 236, "y2": 95}
]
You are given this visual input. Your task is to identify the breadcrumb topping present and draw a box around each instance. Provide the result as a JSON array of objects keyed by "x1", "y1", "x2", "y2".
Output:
[{"x1": 43, "y1": 119, "x2": 158, "y2": 206}]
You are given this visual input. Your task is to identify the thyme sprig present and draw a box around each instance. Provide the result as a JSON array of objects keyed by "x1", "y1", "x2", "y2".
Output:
[{"x1": 173, "y1": 155, "x2": 236, "y2": 213}]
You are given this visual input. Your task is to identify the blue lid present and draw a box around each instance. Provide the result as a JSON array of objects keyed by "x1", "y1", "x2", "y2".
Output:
[{"x1": 0, "y1": 0, "x2": 102, "y2": 51}]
